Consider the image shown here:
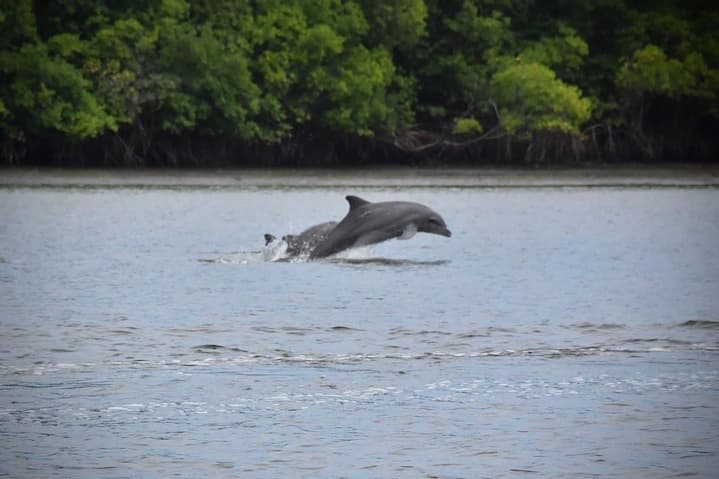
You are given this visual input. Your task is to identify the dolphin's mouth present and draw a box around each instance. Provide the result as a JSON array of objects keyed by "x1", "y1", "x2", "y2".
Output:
[{"x1": 437, "y1": 227, "x2": 452, "y2": 238}]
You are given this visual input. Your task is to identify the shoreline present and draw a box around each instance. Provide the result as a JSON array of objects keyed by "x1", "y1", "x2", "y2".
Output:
[{"x1": 1, "y1": 165, "x2": 718, "y2": 188}]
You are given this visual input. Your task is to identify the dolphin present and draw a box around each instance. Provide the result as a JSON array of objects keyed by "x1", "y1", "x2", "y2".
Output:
[
  {"x1": 309, "y1": 195, "x2": 451, "y2": 259},
  {"x1": 264, "y1": 221, "x2": 338, "y2": 257}
]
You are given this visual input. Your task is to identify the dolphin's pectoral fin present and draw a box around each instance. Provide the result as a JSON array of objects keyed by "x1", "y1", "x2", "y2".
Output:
[
  {"x1": 346, "y1": 195, "x2": 371, "y2": 211},
  {"x1": 398, "y1": 223, "x2": 418, "y2": 240}
]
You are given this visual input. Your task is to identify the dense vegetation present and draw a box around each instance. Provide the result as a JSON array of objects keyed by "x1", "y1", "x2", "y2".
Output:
[{"x1": 1, "y1": 0, "x2": 717, "y2": 166}]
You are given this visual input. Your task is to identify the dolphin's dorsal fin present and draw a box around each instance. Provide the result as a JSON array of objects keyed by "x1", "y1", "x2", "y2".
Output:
[{"x1": 346, "y1": 195, "x2": 371, "y2": 210}]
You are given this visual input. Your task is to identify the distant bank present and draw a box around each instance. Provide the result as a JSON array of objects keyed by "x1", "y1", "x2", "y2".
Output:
[
  {"x1": 5, "y1": 130, "x2": 719, "y2": 169},
  {"x1": 2, "y1": 165, "x2": 718, "y2": 189}
]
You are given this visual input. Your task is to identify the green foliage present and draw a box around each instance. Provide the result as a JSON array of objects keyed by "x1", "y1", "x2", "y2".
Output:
[
  {"x1": 616, "y1": 45, "x2": 718, "y2": 102},
  {"x1": 444, "y1": 1, "x2": 511, "y2": 54},
  {"x1": 0, "y1": 43, "x2": 115, "y2": 138},
  {"x1": 302, "y1": 0, "x2": 368, "y2": 39},
  {"x1": 413, "y1": 0, "x2": 513, "y2": 119},
  {"x1": 520, "y1": 24, "x2": 588, "y2": 77},
  {"x1": 0, "y1": 0, "x2": 37, "y2": 47},
  {"x1": 156, "y1": 25, "x2": 260, "y2": 136},
  {"x1": 1, "y1": 0, "x2": 718, "y2": 163},
  {"x1": 453, "y1": 117, "x2": 484, "y2": 135},
  {"x1": 620, "y1": 9, "x2": 704, "y2": 61},
  {"x1": 360, "y1": 0, "x2": 428, "y2": 49},
  {"x1": 324, "y1": 46, "x2": 397, "y2": 135},
  {"x1": 188, "y1": 0, "x2": 255, "y2": 53},
  {"x1": 617, "y1": 45, "x2": 692, "y2": 97},
  {"x1": 490, "y1": 62, "x2": 592, "y2": 136},
  {"x1": 159, "y1": 0, "x2": 190, "y2": 19}
]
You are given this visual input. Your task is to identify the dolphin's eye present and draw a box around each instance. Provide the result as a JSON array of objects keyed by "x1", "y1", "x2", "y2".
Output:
[{"x1": 428, "y1": 218, "x2": 439, "y2": 224}]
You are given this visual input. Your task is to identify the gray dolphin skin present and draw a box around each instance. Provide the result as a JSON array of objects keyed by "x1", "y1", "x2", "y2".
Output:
[
  {"x1": 309, "y1": 195, "x2": 451, "y2": 259},
  {"x1": 283, "y1": 221, "x2": 338, "y2": 256},
  {"x1": 264, "y1": 221, "x2": 338, "y2": 257}
]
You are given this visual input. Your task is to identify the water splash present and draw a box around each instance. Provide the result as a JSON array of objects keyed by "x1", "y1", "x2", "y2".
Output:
[
  {"x1": 197, "y1": 240, "x2": 289, "y2": 264},
  {"x1": 197, "y1": 253, "x2": 263, "y2": 265},
  {"x1": 263, "y1": 242, "x2": 377, "y2": 263},
  {"x1": 262, "y1": 239, "x2": 288, "y2": 262},
  {"x1": 201, "y1": 238, "x2": 447, "y2": 265},
  {"x1": 328, "y1": 258, "x2": 449, "y2": 266}
]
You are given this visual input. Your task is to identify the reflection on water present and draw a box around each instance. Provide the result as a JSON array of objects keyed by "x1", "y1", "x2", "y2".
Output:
[
  {"x1": 199, "y1": 250, "x2": 451, "y2": 267},
  {"x1": 1, "y1": 176, "x2": 718, "y2": 478},
  {"x1": 327, "y1": 257, "x2": 450, "y2": 266}
]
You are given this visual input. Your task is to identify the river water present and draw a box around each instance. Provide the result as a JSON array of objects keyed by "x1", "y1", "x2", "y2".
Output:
[{"x1": 1, "y1": 170, "x2": 718, "y2": 478}]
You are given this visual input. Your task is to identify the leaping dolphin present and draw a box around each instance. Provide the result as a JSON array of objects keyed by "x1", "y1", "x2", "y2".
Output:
[{"x1": 309, "y1": 195, "x2": 451, "y2": 259}]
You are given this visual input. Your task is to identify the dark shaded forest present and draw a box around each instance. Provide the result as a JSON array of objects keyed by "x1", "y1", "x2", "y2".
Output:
[{"x1": 1, "y1": 0, "x2": 718, "y2": 167}]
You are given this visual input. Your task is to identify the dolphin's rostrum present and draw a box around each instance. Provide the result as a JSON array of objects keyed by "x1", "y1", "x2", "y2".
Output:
[{"x1": 264, "y1": 195, "x2": 451, "y2": 259}]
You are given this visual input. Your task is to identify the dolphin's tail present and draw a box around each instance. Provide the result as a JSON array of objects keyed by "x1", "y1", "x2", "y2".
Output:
[{"x1": 264, "y1": 234, "x2": 276, "y2": 246}]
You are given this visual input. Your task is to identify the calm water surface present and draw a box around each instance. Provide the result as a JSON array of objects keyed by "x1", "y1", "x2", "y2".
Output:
[{"x1": 1, "y1": 173, "x2": 718, "y2": 478}]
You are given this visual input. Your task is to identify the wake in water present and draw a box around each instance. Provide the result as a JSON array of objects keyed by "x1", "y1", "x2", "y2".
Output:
[
  {"x1": 199, "y1": 240, "x2": 448, "y2": 266},
  {"x1": 327, "y1": 258, "x2": 450, "y2": 266},
  {"x1": 679, "y1": 320, "x2": 719, "y2": 329},
  {"x1": 196, "y1": 240, "x2": 291, "y2": 264},
  {"x1": 196, "y1": 253, "x2": 265, "y2": 265}
]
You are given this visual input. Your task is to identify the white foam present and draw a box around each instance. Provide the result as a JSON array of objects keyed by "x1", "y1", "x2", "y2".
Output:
[
  {"x1": 107, "y1": 404, "x2": 144, "y2": 412},
  {"x1": 262, "y1": 240, "x2": 288, "y2": 262},
  {"x1": 333, "y1": 245, "x2": 374, "y2": 260}
]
